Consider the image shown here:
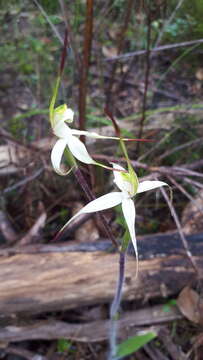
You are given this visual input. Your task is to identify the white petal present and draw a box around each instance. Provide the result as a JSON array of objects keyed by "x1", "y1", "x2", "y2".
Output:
[
  {"x1": 137, "y1": 180, "x2": 168, "y2": 194},
  {"x1": 60, "y1": 192, "x2": 123, "y2": 231},
  {"x1": 53, "y1": 121, "x2": 72, "y2": 138},
  {"x1": 51, "y1": 139, "x2": 73, "y2": 176},
  {"x1": 111, "y1": 163, "x2": 127, "y2": 191},
  {"x1": 111, "y1": 163, "x2": 135, "y2": 196},
  {"x1": 66, "y1": 135, "x2": 95, "y2": 164},
  {"x1": 121, "y1": 198, "x2": 137, "y2": 255},
  {"x1": 79, "y1": 192, "x2": 123, "y2": 213},
  {"x1": 70, "y1": 129, "x2": 118, "y2": 140}
]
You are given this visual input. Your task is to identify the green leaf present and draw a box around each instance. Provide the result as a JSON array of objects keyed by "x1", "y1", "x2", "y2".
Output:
[
  {"x1": 116, "y1": 332, "x2": 157, "y2": 358},
  {"x1": 163, "y1": 299, "x2": 177, "y2": 313},
  {"x1": 57, "y1": 339, "x2": 72, "y2": 353}
]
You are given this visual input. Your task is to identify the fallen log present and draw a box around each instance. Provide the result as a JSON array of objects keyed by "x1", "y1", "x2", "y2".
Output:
[{"x1": 0, "y1": 231, "x2": 203, "y2": 316}]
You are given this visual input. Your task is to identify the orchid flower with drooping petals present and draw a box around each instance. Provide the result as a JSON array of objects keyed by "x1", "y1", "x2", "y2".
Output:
[
  {"x1": 59, "y1": 162, "x2": 168, "y2": 265},
  {"x1": 50, "y1": 104, "x2": 121, "y2": 175},
  {"x1": 50, "y1": 104, "x2": 151, "y2": 175}
]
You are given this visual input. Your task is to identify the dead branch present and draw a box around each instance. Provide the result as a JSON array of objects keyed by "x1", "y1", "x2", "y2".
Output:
[
  {"x1": 0, "y1": 211, "x2": 18, "y2": 244},
  {"x1": 105, "y1": 38, "x2": 203, "y2": 62},
  {"x1": 0, "y1": 305, "x2": 181, "y2": 343}
]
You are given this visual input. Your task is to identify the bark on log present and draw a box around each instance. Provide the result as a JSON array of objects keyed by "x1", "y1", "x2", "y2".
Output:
[{"x1": 0, "y1": 232, "x2": 203, "y2": 316}]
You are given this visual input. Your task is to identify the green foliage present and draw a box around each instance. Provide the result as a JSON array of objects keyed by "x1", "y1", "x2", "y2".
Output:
[
  {"x1": 9, "y1": 116, "x2": 26, "y2": 138},
  {"x1": 180, "y1": 0, "x2": 203, "y2": 38},
  {"x1": 59, "y1": 208, "x2": 69, "y2": 222},
  {"x1": 57, "y1": 339, "x2": 72, "y2": 353},
  {"x1": 163, "y1": 299, "x2": 177, "y2": 313},
  {"x1": 116, "y1": 332, "x2": 157, "y2": 358},
  {"x1": 39, "y1": 0, "x2": 59, "y2": 14},
  {"x1": 113, "y1": 0, "x2": 126, "y2": 9}
]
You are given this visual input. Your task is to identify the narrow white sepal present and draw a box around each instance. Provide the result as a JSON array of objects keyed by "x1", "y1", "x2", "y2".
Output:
[
  {"x1": 121, "y1": 198, "x2": 138, "y2": 276},
  {"x1": 137, "y1": 180, "x2": 168, "y2": 194},
  {"x1": 60, "y1": 192, "x2": 123, "y2": 233},
  {"x1": 51, "y1": 139, "x2": 73, "y2": 176},
  {"x1": 66, "y1": 135, "x2": 95, "y2": 165},
  {"x1": 70, "y1": 129, "x2": 119, "y2": 140}
]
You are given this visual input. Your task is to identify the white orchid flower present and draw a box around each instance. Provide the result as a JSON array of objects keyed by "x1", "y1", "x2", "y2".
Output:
[
  {"x1": 50, "y1": 104, "x2": 150, "y2": 176},
  {"x1": 60, "y1": 163, "x2": 168, "y2": 263},
  {"x1": 50, "y1": 104, "x2": 115, "y2": 175}
]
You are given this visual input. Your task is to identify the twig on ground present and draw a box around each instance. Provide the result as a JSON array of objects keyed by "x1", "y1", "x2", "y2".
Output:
[
  {"x1": 183, "y1": 177, "x2": 203, "y2": 190},
  {"x1": 5, "y1": 346, "x2": 47, "y2": 360},
  {"x1": 93, "y1": 154, "x2": 203, "y2": 179},
  {"x1": 144, "y1": 344, "x2": 169, "y2": 360},
  {"x1": 167, "y1": 175, "x2": 203, "y2": 214},
  {"x1": 159, "y1": 327, "x2": 187, "y2": 360},
  {"x1": 159, "y1": 185, "x2": 198, "y2": 274},
  {"x1": 19, "y1": 211, "x2": 47, "y2": 246},
  {"x1": 185, "y1": 159, "x2": 203, "y2": 170},
  {"x1": 32, "y1": 0, "x2": 63, "y2": 44},
  {"x1": 3, "y1": 167, "x2": 44, "y2": 194},
  {"x1": 138, "y1": 128, "x2": 177, "y2": 162},
  {"x1": 0, "y1": 211, "x2": 18, "y2": 244},
  {"x1": 158, "y1": 137, "x2": 203, "y2": 161},
  {"x1": 105, "y1": 38, "x2": 203, "y2": 62},
  {"x1": 0, "y1": 305, "x2": 181, "y2": 342}
]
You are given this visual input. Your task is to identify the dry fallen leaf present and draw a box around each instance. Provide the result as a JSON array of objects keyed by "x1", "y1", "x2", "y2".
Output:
[
  {"x1": 102, "y1": 46, "x2": 118, "y2": 58},
  {"x1": 177, "y1": 286, "x2": 203, "y2": 324},
  {"x1": 181, "y1": 189, "x2": 203, "y2": 235},
  {"x1": 195, "y1": 68, "x2": 203, "y2": 81},
  {"x1": 72, "y1": 202, "x2": 99, "y2": 242}
]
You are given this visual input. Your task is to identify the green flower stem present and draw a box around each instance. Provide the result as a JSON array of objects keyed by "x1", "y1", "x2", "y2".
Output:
[
  {"x1": 64, "y1": 147, "x2": 77, "y2": 168},
  {"x1": 49, "y1": 76, "x2": 61, "y2": 126}
]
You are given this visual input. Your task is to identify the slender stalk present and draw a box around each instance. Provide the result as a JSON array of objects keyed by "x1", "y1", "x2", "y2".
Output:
[
  {"x1": 79, "y1": 0, "x2": 94, "y2": 143},
  {"x1": 105, "y1": 0, "x2": 134, "y2": 113},
  {"x1": 136, "y1": 7, "x2": 151, "y2": 154},
  {"x1": 109, "y1": 250, "x2": 127, "y2": 360},
  {"x1": 58, "y1": 0, "x2": 81, "y2": 71},
  {"x1": 154, "y1": 0, "x2": 185, "y2": 48}
]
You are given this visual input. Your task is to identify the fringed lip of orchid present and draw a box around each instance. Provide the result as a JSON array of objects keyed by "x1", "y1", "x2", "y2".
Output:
[{"x1": 57, "y1": 162, "x2": 168, "y2": 273}]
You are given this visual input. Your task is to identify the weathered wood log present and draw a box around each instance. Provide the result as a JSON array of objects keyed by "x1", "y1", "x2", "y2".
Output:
[{"x1": 0, "y1": 232, "x2": 203, "y2": 316}]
